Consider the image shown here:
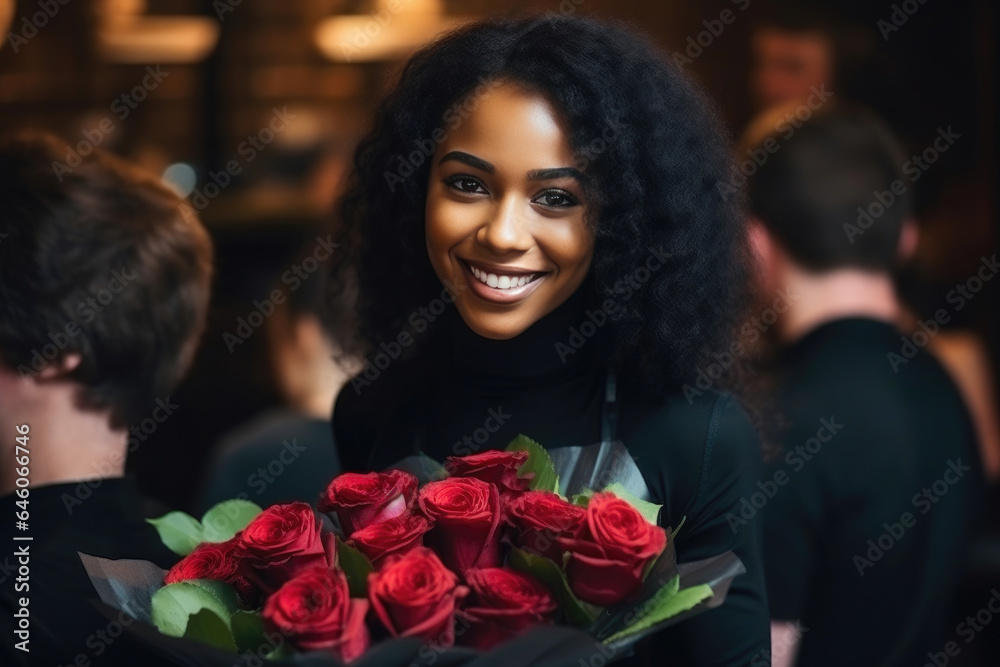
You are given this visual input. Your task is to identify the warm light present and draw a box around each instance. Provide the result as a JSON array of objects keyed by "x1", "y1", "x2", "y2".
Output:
[
  {"x1": 315, "y1": 0, "x2": 469, "y2": 62},
  {"x1": 95, "y1": 0, "x2": 219, "y2": 63},
  {"x1": 0, "y1": 0, "x2": 14, "y2": 44}
]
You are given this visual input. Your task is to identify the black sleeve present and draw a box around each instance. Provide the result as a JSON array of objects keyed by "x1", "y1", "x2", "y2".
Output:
[
  {"x1": 637, "y1": 393, "x2": 771, "y2": 667},
  {"x1": 759, "y1": 418, "x2": 827, "y2": 621}
]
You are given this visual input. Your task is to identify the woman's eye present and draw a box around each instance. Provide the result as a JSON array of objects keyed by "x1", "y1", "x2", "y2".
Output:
[
  {"x1": 533, "y1": 189, "x2": 580, "y2": 208},
  {"x1": 445, "y1": 176, "x2": 487, "y2": 195}
]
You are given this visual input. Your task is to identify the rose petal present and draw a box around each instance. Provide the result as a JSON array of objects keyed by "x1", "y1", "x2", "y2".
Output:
[
  {"x1": 563, "y1": 549, "x2": 643, "y2": 606},
  {"x1": 368, "y1": 547, "x2": 467, "y2": 646},
  {"x1": 350, "y1": 512, "x2": 430, "y2": 567},
  {"x1": 337, "y1": 598, "x2": 371, "y2": 662},
  {"x1": 419, "y1": 478, "x2": 502, "y2": 575},
  {"x1": 262, "y1": 566, "x2": 369, "y2": 661}
]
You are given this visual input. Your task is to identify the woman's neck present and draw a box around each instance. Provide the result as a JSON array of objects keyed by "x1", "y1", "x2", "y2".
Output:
[{"x1": 446, "y1": 283, "x2": 608, "y2": 387}]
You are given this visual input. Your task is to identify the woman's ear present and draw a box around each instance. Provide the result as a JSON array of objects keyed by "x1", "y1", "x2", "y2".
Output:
[
  {"x1": 897, "y1": 218, "x2": 919, "y2": 263},
  {"x1": 748, "y1": 218, "x2": 785, "y2": 292},
  {"x1": 36, "y1": 352, "x2": 82, "y2": 381},
  {"x1": 748, "y1": 218, "x2": 774, "y2": 270}
]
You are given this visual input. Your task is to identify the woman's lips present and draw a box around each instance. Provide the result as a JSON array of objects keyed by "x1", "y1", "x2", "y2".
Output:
[{"x1": 461, "y1": 259, "x2": 548, "y2": 305}]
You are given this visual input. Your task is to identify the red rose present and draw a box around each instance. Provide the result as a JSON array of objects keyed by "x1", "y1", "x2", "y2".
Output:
[
  {"x1": 164, "y1": 535, "x2": 260, "y2": 606},
  {"x1": 349, "y1": 512, "x2": 431, "y2": 568},
  {"x1": 556, "y1": 492, "x2": 667, "y2": 606},
  {"x1": 237, "y1": 502, "x2": 327, "y2": 593},
  {"x1": 505, "y1": 491, "x2": 587, "y2": 562},
  {"x1": 263, "y1": 565, "x2": 369, "y2": 661},
  {"x1": 458, "y1": 568, "x2": 557, "y2": 649},
  {"x1": 165, "y1": 536, "x2": 241, "y2": 584},
  {"x1": 418, "y1": 477, "x2": 502, "y2": 575},
  {"x1": 368, "y1": 547, "x2": 469, "y2": 646},
  {"x1": 444, "y1": 450, "x2": 531, "y2": 494},
  {"x1": 319, "y1": 470, "x2": 417, "y2": 535}
]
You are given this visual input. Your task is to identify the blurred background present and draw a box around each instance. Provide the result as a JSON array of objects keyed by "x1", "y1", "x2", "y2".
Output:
[{"x1": 0, "y1": 0, "x2": 996, "y2": 658}]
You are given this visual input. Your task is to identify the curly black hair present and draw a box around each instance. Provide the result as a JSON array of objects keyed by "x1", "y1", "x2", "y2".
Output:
[{"x1": 332, "y1": 13, "x2": 754, "y2": 399}]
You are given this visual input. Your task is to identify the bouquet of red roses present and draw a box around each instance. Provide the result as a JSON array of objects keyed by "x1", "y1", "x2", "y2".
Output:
[{"x1": 80, "y1": 437, "x2": 743, "y2": 666}]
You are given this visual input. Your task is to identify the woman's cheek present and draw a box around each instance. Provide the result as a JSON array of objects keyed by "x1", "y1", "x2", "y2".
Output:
[
  {"x1": 426, "y1": 203, "x2": 466, "y2": 269},
  {"x1": 424, "y1": 219, "x2": 453, "y2": 282},
  {"x1": 538, "y1": 221, "x2": 593, "y2": 275}
]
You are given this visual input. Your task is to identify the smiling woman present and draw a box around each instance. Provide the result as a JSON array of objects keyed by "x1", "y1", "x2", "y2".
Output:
[
  {"x1": 425, "y1": 81, "x2": 594, "y2": 339},
  {"x1": 331, "y1": 14, "x2": 768, "y2": 666}
]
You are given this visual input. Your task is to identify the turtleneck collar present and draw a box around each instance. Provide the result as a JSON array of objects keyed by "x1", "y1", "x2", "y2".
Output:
[{"x1": 444, "y1": 281, "x2": 610, "y2": 390}]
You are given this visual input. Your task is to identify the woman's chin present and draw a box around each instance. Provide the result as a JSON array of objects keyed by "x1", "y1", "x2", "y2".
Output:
[{"x1": 455, "y1": 308, "x2": 534, "y2": 341}]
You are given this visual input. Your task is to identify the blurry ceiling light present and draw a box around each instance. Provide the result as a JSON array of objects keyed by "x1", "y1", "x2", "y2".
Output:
[
  {"x1": 96, "y1": 0, "x2": 219, "y2": 63},
  {"x1": 0, "y1": 0, "x2": 13, "y2": 44},
  {"x1": 315, "y1": 0, "x2": 468, "y2": 62},
  {"x1": 162, "y1": 163, "x2": 198, "y2": 198}
]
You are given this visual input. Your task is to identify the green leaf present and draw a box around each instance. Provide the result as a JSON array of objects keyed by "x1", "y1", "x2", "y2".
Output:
[
  {"x1": 508, "y1": 547, "x2": 600, "y2": 626},
  {"x1": 669, "y1": 515, "x2": 687, "y2": 540},
  {"x1": 151, "y1": 579, "x2": 241, "y2": 638},
  {"x1": 602, "y1": 482, "x2": 662, "y2": 526},
  {"x1": 183, "y1": 608, "x2": 237, "y2": 653},
  {"x1": 571, "y1": 488, "x2": 594, "y2": 507},
  {"x1": 411, "y1": 453, "x2": 450, "y2": 482},
  {"x1": 506, "y1": 434, "x2": 560, "y2": 495},
  {"x1": 602, "y1": 576, "x2": 714, "y2": 644},
  {"x1": 201, "y1": 500, "x2": 263, "y2": 543},
  {"x1": 146, "y1": 512, "x2": 204, "y2": 556},
  {"x1": 337, "y1": 538, "x2": 374, "y2": 598},
  {"x1": 231, "y1": 610, "x2": 266, "y2": 653},
  {"x1": 267, "y1": 642, "x2": 294, "y2": 660},
  {"x1": 662, "y1": 572, "x2": 681, "y2": 597},
  {"x1": 149, "y1": 501, "x2": 263, "y2": 555}
]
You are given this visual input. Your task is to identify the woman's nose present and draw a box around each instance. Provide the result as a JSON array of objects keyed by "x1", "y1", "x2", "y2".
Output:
[{"x1": 476, "y1": 196, "x2": 532, "y2": 252}]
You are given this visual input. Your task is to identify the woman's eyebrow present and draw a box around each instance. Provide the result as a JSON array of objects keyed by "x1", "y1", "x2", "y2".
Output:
[
  {"x1": 438, "y1": 152, "x2": 584, "y2": 185},
  {"x1": 527, "y1": 167, "x2": 584, "y2": 183},
  {"x1": 439, "y1": 151, "x2": 494, "y2": 174}
]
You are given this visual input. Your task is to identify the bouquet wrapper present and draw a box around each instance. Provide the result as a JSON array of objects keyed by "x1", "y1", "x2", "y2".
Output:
[
  {"x1": 81, "y1": 548, "x2": 742, "y2": 666},
  {"x1": 81, "y1": 439, "x2": 746, "y2": 664}
]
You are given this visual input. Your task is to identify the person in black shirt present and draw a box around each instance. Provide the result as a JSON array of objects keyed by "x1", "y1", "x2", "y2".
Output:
[
  {"x1": 0, "y1": 132, "x2": 213, "y2": 665},
  {"x1": 744, "y1": 104, "x2": 985, "y2": 666},
  {"x1": 331, "y1": 16, "x2": 770, "y2": 666},
  {"x1": 199, "y1": 241, "x2": 356, "y2": 511}
]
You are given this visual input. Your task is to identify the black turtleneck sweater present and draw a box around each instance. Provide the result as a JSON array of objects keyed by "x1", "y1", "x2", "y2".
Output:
[{"x1": 335, "y1": 289, "x2": 770, "y2": 666}]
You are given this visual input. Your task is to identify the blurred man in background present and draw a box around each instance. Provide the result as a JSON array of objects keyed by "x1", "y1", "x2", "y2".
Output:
[
  {"x1": 0, "y1": 131, "x2": 212, "y2": 665},
  {"x1": 199, "y1": 241, "x2": 358, "y2": 510},
  {"x1": 748, "y1": 6, "x2": 999, "y2": 484},
  {"x1": 749, "y1": 10, "x2": 836, "y2": 112},
  {"x1": 744, "y1": 105, "x2": 985, "y2": 667}
]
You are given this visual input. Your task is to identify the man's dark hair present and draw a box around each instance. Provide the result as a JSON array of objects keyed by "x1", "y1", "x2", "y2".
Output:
[
  {"x1": 746, "y1": 104, "x2": 912, "y2": 272},
  {"x1": 753, "y1": 4, "x2": 841, "y2": 40},
  {"x1": 272, "y1": 235, "x2": 358, "y2": 350},
  {"x1": 0, "y1": 131, "x2": 213, "y2": 428}
]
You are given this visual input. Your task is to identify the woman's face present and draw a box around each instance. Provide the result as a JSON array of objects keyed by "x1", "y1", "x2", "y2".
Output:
[{"x1": 425, "y1": 80, "x2": 594, "y2": 340}]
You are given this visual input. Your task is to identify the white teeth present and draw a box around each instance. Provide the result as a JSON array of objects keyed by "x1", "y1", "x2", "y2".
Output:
[{"x1": 467, "y1": 263, "x2": 537, "y2": 290}]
